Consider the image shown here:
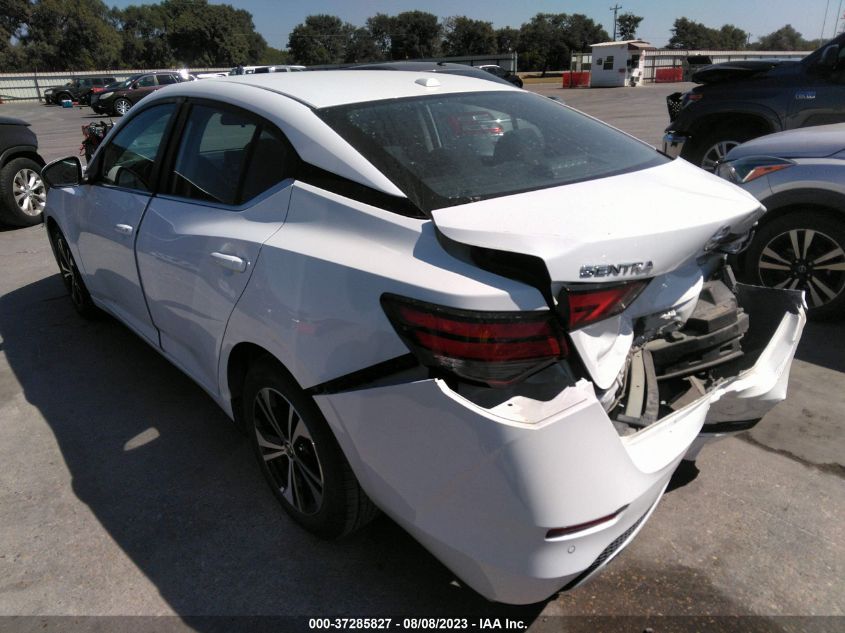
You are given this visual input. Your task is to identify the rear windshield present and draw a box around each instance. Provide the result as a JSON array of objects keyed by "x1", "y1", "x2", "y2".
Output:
[{"x1": 317, "y1": 91, "x2": 667, "y2": 212}]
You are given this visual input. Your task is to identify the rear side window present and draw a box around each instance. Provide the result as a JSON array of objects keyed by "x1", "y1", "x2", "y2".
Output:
[
  {"x1": 158, "y1": 74, "x2": 178, "y2": 85},
  {"x1": 137, "y1": 75, "x2": 156, "y2": 87},
  {"x1": 98, "y1": 102, "x2": 176, "y2": 192},
  {"x1": 167, "y1": 103, "x2": 296, "y2": 206}
]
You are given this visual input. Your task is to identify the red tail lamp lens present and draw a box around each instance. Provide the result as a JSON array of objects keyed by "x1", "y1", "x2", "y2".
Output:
[
  {"x1": 381, "y1": 295, "x2": 568, "y2": 386},
  {"x1": 560, "y1": 281, "x2": 648, "y2": 330}
]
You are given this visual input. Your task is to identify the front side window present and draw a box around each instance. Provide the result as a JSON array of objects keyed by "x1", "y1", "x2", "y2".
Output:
[
  {"x1": 137, "y1": 75, "x2": 157, "y2": 88},
  {"x1": 166, "y1": 104, "x2": 297, "y2": 206},
  {"x1": 318, "y1": 91, "x2": 667, "y2": 212},
  {"x1": 98, "y1": 103, "x2": 176, "y2": 192}
]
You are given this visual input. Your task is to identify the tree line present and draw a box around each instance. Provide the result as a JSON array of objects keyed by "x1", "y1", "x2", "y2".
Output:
[{"x1": 0, "y1": 1, "x2": 825, "y2": 73}]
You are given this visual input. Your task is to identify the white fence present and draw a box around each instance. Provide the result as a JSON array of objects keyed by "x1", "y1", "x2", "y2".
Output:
[{"x1": 0, "y1": 67, "x2": 230, "y2": 102}]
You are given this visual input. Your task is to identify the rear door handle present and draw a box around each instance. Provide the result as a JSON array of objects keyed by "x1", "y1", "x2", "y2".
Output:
[
  {"x1": 114, "y1": 224, "x2": 134, "y2": 235},
  {"x1": 210, "y1": 252, "x2": 248, "y2": 273}
]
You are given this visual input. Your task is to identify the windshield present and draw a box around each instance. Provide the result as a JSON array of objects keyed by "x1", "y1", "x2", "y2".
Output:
[{"x1": 317, "y1": 91, "x2": 667, "y2": 211}]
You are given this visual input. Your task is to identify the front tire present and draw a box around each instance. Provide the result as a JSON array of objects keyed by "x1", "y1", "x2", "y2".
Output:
[
  {"x1": 0, "y1": 157, "x2": 47, "y2": 227},
  {"x1": 114, "y1": 98, "x2": 132, "y2": 116},
  {"x1": 685, "y1": 126, "x2": 756, "y2": 171},
  {"x1": 243, "y1": 358, "x2": 378, "y2": 538},
  {"x1": 742, "y1": 211, "x2": 845, "y2": 320},
  {"x1": 49, "y1": 227, "x2": 99, "y2": 319}
]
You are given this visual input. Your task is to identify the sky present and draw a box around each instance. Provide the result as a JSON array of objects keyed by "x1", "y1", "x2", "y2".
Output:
[{"x1": 108, "y1": 0, "x2": 845, "y2": 49}]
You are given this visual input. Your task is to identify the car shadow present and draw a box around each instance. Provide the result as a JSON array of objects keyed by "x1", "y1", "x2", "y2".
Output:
[
  {"x1": 794, "y1": 319, "x2": 845, "y2": 373},
  {"x1": 0, "y1": 275, "x2": 546, "y2": 624}
]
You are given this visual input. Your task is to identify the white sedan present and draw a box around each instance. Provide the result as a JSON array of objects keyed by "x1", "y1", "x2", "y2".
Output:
[{"x1": 41, "y1": 71, "x2": 805, "y2": 604}]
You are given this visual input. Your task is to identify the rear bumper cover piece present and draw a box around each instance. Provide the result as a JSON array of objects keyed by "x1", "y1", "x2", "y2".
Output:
[{"x1": 313, "y1": 284, "x2": 805, "y2": 604}]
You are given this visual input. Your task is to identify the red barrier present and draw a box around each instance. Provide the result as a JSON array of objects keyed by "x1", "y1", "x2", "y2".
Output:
[
  {"x1": 561, "y1": 71, "x2": 590, "y2": 88},
  {"x1": 654, "y1": 67, "x2": 684, "y2": 83}
]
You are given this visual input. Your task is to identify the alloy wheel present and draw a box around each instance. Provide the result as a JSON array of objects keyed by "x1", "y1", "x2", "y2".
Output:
[
  {"x1": 757, "y1": 228, "x2": 845, "y2": 309},
  {"x1": 115, "y1": 99, "x2": 131, "y2": 115},
  {"x1": 701, "y1": 140, "x2": 741, "y2": 172},
  {"x1": 12, "y1": 168, "x2": 46, "y2": 217},
  {"x1": 252, "y1": 387, "x2": 324, "y2": 516}
]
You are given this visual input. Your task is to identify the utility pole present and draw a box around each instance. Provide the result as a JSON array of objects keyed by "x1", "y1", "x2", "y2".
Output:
[{"x1": 610, "y1": 4, "x2": 622, "y2": 40}]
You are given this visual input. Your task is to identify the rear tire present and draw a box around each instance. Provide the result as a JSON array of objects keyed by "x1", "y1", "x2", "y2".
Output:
[
  {"x1": 741, "y1": 211, "x2": 845, "y2": 320},
  {"x1": 243, "y1": 357, "x2": 378, "y2": 538}
]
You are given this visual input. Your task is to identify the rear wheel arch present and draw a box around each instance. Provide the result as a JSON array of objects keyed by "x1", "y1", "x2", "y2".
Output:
[{"x1": 226, "y1": 342, "x2": 298, "y2": 432}]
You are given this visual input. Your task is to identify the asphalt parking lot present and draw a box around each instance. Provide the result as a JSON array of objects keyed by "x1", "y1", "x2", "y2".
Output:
[{"x1": 0, "y1": 84, "x2": 843, "y2": 632}]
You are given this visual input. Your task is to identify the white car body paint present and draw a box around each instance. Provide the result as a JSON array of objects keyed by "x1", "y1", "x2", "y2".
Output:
[{"x1": 43, "y1": 71, "x2": 806, "y2": 605}]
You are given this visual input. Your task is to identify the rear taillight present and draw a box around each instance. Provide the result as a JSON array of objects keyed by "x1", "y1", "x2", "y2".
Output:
[
  {"x1": 381, "y1": 294, "x2": 567, "y2": 386},
  {"x1": 558, "y1": 281, "x2": 648, "y2": 330}
]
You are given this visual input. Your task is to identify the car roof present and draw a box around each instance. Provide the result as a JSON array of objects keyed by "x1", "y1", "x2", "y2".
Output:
[{"x1": 168, "y1": 69, "x2": 517, "y2": 109}]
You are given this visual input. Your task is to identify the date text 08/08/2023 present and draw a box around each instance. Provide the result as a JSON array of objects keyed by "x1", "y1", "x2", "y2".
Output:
[{"x1": 308, "y1": 618, "x2": 527, "y2": 630}]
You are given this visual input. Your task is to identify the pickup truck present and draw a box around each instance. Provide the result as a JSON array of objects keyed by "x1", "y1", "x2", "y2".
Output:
[{"x1": 663, "y1": 33, "x2": 845, "y2": 170}]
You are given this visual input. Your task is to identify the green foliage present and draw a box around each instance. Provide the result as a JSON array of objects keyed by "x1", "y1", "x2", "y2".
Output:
[
  {"x1": 288, "y1": 14, "x2": 353, "y2": 66},
  {"x1": 616, "y1": 13, "x2": 643, "y2": 41},
  {"x1": 495, "y1": 27, "x2": 519, "y2": 53},
  {"x1": 388, "y1": 11, "x2": 441, "y2": 59},
  {"x1": 753, "y1": 25, "x2": 814, "y2": 50},
  {"x1": 517, "y1": 13, "x2": 608, "y2": 74},
  {"x1": 442, "y1": 16, "x2": 496, "y2": 57},
  {"x1": 259, "y1": 46, "x2": 291, "y2": 66},
  {"x1": 668, "y1": 17, "x2": 748, "y2": 49}
]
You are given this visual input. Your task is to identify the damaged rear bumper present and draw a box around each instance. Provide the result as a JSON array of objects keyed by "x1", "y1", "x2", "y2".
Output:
[{"x1": 313, "y1": 284, "x2": 805, "y2": 604}]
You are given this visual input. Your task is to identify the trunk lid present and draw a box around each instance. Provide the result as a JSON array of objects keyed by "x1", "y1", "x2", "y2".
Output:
[{"x1": 430, "y1": 158, "x2": 762, "y2": 284}]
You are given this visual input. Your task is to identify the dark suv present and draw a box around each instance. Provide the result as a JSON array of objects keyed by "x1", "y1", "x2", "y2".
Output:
[
  {"x1": 663, "y1": 33, "x2": 845, "y2": 170},
  {"x1": 0, "y1": 117, "x2": 46, "y2": 226},
  {"x1": 44, "y1": 76, "x2": 117, "y2": 106},
  {"x1": 90, "y1": 72, "x2": 188, "y2": 116}
]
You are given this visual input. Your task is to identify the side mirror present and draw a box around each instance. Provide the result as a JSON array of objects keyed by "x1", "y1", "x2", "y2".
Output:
[
  {"x1": 820, "y1": 44, "x2": 840, "y2": 70},
  {"x1": 42, "y1": 156, "x2": 83, "y2": 188},
  {"x1": 131, "y1": 81, "x2": 139, "y2": 89}
]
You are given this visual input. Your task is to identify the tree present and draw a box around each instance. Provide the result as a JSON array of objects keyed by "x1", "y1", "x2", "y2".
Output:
[
  {"x1": 754, "y1": 25, "x2": 813, "y2": 50},
  {"x1": 162, "y1": 0, "x2": 267, "y2": 67},
  {"x1": 366, "y1": 13, "x2": 392, "y2": 59},
  {"x1": 668, "y1": 17, "x2": 747, "y2": 49},
  {"x1": 114, "y1": 3, "x2": 174, "y2": 68},
  {"x1": 495, "y1": 27, "x2": 519, "y2": 53},
  {"x1": 260, "y1": 46, "x2": 291, "y2": 65},
  {"x1": 0, "y1": 0, "x2": 29, "y2": 70},
  {"x1": 21, "y1": 0, "x2": 122, "y2": 70},
  {"x1": 388, "y1": 11, "x2": 441, "y2": 59},
  {"x1": 345, "y1": 26, "x2": 382, "y2": 63},
  {"x1": 288, "y1": 14, "x2": 353, "y2": 65},
  {"x1": 718, "y1": 24, "x2": 748, "y2": 49},
  {"x1": 442, "y1": 16, "x2": 496, "y2": 56},
  {"x1": 616, "y1": 13, "x2": 643, "y2": 41},
  {"x1": 517, "y1": 13, "x2": 608, "y2": 75}
]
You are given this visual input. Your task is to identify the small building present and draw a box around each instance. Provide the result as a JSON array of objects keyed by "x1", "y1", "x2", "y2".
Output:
[{"x1": 589, "y1": 40, "x2": 654, "y2": 87}]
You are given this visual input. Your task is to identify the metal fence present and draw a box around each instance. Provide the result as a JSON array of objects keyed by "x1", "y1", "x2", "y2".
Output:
[{"x1": 0, "y1": 67, "x2": 230, "y2": 102}]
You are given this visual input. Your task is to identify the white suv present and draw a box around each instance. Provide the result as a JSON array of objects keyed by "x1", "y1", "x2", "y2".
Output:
[{"x1": 41, "y1": 71, "x2": 805, "y2": 604}]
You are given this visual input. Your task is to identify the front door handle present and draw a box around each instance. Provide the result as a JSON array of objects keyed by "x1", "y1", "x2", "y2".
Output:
[
  {"x1": 210, "y1": 252, "x2": 248, "y2": 273},
  {"x1": 114, "y1": 223, "x2": 134, "y2": 235}
]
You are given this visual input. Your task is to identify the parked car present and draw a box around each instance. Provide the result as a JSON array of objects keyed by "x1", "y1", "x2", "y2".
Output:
[
  {"x1": 717, "y1": 123, "x2": 845, "y2": 319},
  {"x1": 664, "y1": 32, "x2": 845, "y2": 170},
  {"x1": 478, "y1": 64, "x2": 524, "y2": 87},
  {"x1": 41, "y1": 71, "x2": 805, "y2": 604},
  {"x1": 0, "y1": 116, "x2": 46, "y2": 226},
  {"x1": 89, "y1": 72, "x2": 188, "y2": 116},
  {"x1": 43, "y1": 76, "x2": 117, "y2": 106},
  {"x1": 336, "y1": 60, "x2": 516, "y2": 86}
]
